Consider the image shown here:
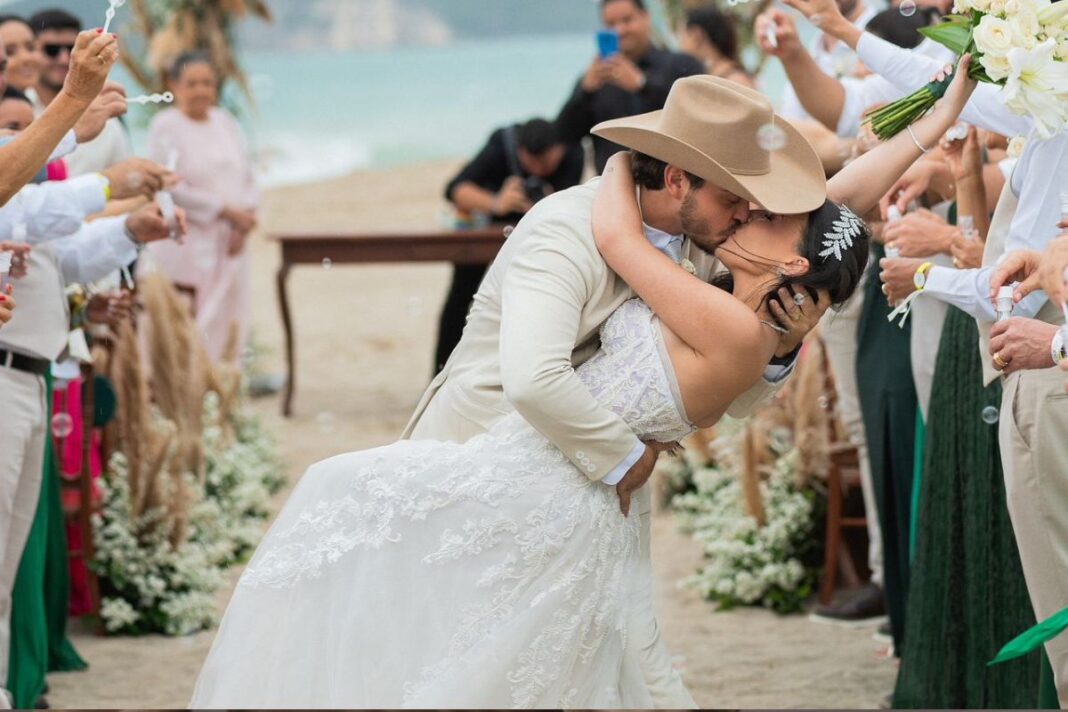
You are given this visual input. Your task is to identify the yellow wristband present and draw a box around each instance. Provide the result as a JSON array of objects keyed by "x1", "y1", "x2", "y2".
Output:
[{"x1": 913, "y1": 261, "x2": 934, "y2": 291}]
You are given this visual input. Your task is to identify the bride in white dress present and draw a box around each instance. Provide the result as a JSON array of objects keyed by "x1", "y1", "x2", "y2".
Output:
[{"x1": 191, "y1": 62, "x2": 974, "y2": 708}]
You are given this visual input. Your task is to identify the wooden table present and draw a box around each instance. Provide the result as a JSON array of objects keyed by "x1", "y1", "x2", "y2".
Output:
[{"x1": 272, "y1": 228, "x2": 507, "y2": 416}]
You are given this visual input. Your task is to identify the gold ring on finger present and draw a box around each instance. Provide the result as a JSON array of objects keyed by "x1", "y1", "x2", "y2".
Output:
[{"x1": 993, "y1": 352, "x2": 1008, "y2": 369}]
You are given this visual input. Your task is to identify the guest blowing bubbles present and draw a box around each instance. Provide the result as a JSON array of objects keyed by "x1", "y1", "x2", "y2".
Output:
[{"x1": 0, "y1": 29, "x2": 121, "y2": 206}]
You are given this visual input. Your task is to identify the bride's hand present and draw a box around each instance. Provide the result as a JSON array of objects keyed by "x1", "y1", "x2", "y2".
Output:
[
  {"x1": 592, "y1": 152, "x2": 642, "y2": 255},
  {"x1": 932, "y1": 54, "x2": 978, "y2": 127},
  {"x1": 767, "y1": 286, "x2": 830, "y2": 357}
]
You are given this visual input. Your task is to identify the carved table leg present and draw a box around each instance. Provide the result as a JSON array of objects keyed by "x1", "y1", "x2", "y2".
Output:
[{"x1": 277, "y1": 261, "x2": 295, "y2": 417}]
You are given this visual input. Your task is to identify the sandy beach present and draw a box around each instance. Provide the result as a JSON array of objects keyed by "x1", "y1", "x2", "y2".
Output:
[{"x1": 46, "y1": 161, "x2": 898, "y2": 709}]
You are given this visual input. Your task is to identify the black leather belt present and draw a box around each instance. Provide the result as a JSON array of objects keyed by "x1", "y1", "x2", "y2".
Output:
[{"x1": 0, "y1": 349, "x2": 50, "y2": 376}]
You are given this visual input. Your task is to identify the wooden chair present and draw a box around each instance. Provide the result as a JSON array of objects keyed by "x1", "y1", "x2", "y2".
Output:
[{"x1": 817, "y1": 342, "x2": 870, "y2": 605}]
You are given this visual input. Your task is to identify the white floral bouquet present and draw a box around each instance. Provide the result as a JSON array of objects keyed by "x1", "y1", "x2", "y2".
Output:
[{"x1": 866, "y1": 0, "x2": 1068, "y2": 139}]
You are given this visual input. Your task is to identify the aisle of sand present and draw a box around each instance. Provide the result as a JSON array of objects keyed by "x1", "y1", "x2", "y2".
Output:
[{"x1": 47, "y1": 162, "x2": 897, "y2": 708}]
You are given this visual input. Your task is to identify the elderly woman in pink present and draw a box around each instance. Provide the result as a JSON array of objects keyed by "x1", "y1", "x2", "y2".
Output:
[{"x1": 146, "y1": 51, "x2": 258, "y2": 363}]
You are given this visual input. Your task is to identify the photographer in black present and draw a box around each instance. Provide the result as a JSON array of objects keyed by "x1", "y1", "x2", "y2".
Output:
[{"x1": 434, "y1": 118, "x2": 583, "y2": 373}]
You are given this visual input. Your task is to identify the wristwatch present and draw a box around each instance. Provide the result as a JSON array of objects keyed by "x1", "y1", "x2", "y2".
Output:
[{"x1": 913, "y1": 262, "x2": 934, "y2": 291}]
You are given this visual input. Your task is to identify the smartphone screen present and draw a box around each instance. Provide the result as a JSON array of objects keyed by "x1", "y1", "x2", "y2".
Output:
[{"x1": 597, "y1": 30, "x2": 619, "y2": 60}]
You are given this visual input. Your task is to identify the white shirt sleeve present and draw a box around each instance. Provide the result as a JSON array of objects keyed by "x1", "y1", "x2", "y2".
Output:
[
  {"x1": 602, "y1": 440, "x2": 646, "y2": 487},
  {"x1": 51, "y1": 216, "x2": 138, "y2": 285},
  {"x1": 0, "y1": 174, "x2": 109, "y2": 243},
  {"x1": 854, "y1": 33, "x2": 1033, "y2": 137},
  {"x1": 923, "y1": 130, "x2": 1068, "y2": 320},
  {"x1": 836, "y1": 74, "x2": 904, "y2": 138},
  {"x1": 52, "y1": 130, "x2": 78, "y2": 160}
]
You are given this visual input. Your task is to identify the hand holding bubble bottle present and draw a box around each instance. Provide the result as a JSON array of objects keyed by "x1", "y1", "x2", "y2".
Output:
[
  {"x1": 156, "y1": 145, "x2": 180, "y2": 241},
  {"x1": 884, "y1": 205, "x2": 902, "y2": 259}
]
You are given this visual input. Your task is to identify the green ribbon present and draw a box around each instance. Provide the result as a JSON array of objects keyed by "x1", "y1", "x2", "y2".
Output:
[{"x1": 989, "y1": 605, "x2": 1068, "y2": 666}]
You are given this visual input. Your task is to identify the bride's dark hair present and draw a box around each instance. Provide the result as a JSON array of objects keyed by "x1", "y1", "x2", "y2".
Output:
[{"x1": 712, "y1": 200, "x2": 870, "y2": 323}]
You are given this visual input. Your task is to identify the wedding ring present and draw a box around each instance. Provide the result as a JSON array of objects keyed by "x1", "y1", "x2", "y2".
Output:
[
  {"x1": 793, "y1": 293, "x2": 806, "y2": 306},
  {"x1": 881, "y1": 284, "x2": 889, "y2": 296},
  {"x1": 953, "y1": 257, "x2": 962, "y2": 268},
  {"x1": 994, "y1": 352, "x2": 1008, "y2": 370}
]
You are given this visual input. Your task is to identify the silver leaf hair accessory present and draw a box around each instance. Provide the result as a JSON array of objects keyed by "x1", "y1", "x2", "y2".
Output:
[{"x1": 819, "y1": 205, "x2": 864, "y2": 262}]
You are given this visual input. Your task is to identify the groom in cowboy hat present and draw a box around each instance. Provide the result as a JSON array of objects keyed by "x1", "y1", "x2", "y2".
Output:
[{"x1": 404, "y1": 75, "x2": 827, "y2": 706}]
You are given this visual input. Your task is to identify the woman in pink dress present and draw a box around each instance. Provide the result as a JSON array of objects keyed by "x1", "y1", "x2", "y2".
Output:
[{"x1": 145, "y1": 51, "x2": 259, "y2": 363}]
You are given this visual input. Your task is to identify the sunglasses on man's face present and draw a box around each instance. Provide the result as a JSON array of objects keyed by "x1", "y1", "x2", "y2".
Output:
[{"x1": 42, "y1": 43, "x2": 75, "y2": 59}]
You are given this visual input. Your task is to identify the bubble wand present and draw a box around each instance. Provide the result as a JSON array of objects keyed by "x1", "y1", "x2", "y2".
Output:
[
  {"x1": 102, "y1": 0, "x2": 125, "y2": 35},
  {"x1": 129, "y1": 92, "x2": 174, "y2": 105}
]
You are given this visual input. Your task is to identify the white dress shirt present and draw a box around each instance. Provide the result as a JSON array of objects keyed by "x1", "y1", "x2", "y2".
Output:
[
  {"x1": 782, "y1": 5, "x2": 879, "y2": 124},
  {"x1": 50, "y1": 215, "x2": 139, "y2": 286},
  {"x1": 853, "y1": 31, "x2": 1067, "y2": 321},
  {"x1": 0, "y1": 173, "x2": 109, "y2": 243}
]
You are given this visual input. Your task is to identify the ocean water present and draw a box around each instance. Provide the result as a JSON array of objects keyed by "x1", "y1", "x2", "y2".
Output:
[{"x1": 123, "y1": 33, "x2": 790, "y2": 188}]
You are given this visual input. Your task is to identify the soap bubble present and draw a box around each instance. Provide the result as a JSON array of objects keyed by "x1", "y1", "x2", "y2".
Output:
[
  {"x1": 899, "y1": 0, "x2": 917, "y2": 16},
  {"x1": 981, "y1": 406, "x2": 1000, "y2": 425},
  {"x1": 756, "y1": 123, "x2": 787, "y2": 151},
  {"x1": 321, "y1": 258, "x2": 332, "y2": 270},
  {"x1": 503, "y1": 226, "x2": 515, "y2": 238},
  {"x1": 316, "y1": 411, "x2": 336, "y2": 432},
  {"x1": 51, "y1": 413, "x2": 74, "y2": 438}
]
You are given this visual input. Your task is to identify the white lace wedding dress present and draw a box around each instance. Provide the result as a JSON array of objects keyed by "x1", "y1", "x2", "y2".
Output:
[{"x1": 190, "y1": 300, "x2": 696, "y2": 709}]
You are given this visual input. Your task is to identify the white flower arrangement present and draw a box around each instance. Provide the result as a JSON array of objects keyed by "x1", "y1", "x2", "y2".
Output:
[
  {"x1": 868, "y1": 0, "x2": 1068, "y2": 139},
  {"x1": 667, "y1": 419, "x2": 821, "y2": 614},
  {"x1": 92, "y1": 392, "x2": 285, "y2": 636}
]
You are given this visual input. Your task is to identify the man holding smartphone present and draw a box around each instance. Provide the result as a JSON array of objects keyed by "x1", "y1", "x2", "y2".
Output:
[{"x1": 556, "y1": 0, "x2": 704, "y2": 173}]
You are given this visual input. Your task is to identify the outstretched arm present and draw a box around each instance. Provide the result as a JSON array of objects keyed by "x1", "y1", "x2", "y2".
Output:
[
  {"x1": 0, "y1": 31, "x2": 118, "y2": 206},
  {"x1": 755, "y1": 10, "x2": 848, "y2": 133},
  {"x1": 828, "y1": 56, "x2": 978, "y2": 215}
]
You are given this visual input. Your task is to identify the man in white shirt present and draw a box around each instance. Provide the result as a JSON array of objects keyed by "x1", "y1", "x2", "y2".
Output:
[{"x1": 0, "y1": 196, "x2": 184, "y2": 706}]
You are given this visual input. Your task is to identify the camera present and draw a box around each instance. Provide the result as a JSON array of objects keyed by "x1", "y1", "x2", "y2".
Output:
[{"x1": 523, "y1": 176, "x2": 551, "y2": 204}]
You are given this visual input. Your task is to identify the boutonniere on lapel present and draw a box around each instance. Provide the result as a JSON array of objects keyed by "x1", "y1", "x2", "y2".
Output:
[{"x1": 680, "y1": 259, "x2": 697, "y2": 276}]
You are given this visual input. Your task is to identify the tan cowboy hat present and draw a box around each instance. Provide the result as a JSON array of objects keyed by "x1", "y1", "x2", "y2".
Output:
[{"x1": 592, "y1": 75, "x2": 826, "y2": 214}]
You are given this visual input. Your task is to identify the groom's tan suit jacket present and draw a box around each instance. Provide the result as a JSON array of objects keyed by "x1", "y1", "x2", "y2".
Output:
[{"x1": 403, "y1": 180, "x2": 783, "y2": 480}]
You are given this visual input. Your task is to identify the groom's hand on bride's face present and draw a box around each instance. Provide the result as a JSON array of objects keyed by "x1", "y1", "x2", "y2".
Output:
[{"x1": 769, "y1": 286, "x2": 830, "y2": 358}]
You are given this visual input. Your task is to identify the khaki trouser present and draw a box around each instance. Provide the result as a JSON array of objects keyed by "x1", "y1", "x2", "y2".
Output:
[
  {"x1": 1000, "y1": 366, "x2": 1068, "y2": 706},
  {"x1": 820, "y1": 275, "x2": 884, "y2": 586},
  {"x1": 0, "y1": 367, "x2": 47, "y2": 688}
]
